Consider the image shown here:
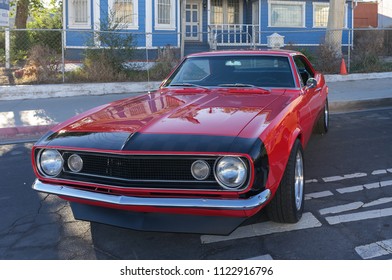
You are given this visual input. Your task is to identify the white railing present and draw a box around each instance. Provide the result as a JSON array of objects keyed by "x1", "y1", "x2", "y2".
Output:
[{"x1": 208, "y1": 24, "x2": 259, "y2": 48}]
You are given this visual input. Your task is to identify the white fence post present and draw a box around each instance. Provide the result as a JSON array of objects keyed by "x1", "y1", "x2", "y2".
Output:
[
  {"x1": 61, "y1": 29, "x2": 65, "y2": 83},
  {"x1": 5, "y1": 28, "x2": 10, "y2": 69}
]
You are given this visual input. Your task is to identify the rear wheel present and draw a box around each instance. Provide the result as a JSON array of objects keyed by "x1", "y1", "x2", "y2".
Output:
[
  {"x1": 315, "y1": 98, "x2": 329, "y2": 134},
  {"x1": 267, "y1": 139, "x2": 305, "y2": 223}
]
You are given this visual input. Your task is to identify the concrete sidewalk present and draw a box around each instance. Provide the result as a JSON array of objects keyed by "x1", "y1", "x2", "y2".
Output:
[{"x1": 1, "y1": 72, "x2": 392, "y2": 144}]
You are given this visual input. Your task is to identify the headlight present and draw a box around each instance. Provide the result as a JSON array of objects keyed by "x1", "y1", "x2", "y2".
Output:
[
  {"x1": 191, "y1": 160, "x2": 210, "y2": 180},
  {"x1": 68, "y1": 154, "x2": 83, "y2": 173},
  {"x1": 39, "y1": 149, "x2": 64, "y2": 177},
  {"x1": 214, "y1": 156, "x2": 247, "y2": 189}
]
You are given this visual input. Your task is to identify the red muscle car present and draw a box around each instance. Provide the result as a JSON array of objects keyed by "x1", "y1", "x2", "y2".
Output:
[{"x1": 31, "y1": 50, "x2": 329, "y2": 234}]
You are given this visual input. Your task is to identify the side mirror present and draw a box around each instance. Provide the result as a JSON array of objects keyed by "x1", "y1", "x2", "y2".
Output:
[{"x1": 306, "y1": 78, "x2": 317, "y2": 89}]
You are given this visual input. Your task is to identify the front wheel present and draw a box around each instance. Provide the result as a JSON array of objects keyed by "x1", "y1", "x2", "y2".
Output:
[{"x1": 267, "y1": 139, "x2": 305, "y2": 223}]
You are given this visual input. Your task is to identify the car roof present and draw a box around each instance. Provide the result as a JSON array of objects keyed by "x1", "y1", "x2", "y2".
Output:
[{"x1": 187, "y1": 49, "x2": 302, "y2": 58}]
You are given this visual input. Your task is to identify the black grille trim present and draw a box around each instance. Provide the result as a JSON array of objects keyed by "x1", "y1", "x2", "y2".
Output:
[{"x1": 55, "y1": 151, "x2": 251, "y2": 191}]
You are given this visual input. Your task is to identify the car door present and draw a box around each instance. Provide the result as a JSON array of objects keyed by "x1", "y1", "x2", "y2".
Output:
[{"x1": 293, "y1": 55, "x2": 324, "y2": 128}]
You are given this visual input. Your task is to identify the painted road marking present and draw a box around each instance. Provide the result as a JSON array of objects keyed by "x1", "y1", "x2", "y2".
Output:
[
  {"x1": 246, "y1": 254, "x2": 273, "y2": 260},
  {"x1": 200, "y1": 212, "x2": 322, "y2": 244},
  {"x1": 381, "y1": 180, "x2": 392, "y2": 187},
  {"x1": 322, "y1": 173, "x2": 367, "y2": 183},
  {"x1": 336, "y1": 179, "x2": 392, "y2": 195},
  {"x1": 363, "y1": 197, "x2": 392, "y2": 208},
  {"x1": 325, "y1": 207, "x2": 392, "y2": 225},
  {"x1": 320, "y1": 197, "x2": 392, "y2": 215},
  {"x1": 305, "y1": 191, "x2": 333, "y2": 200},
  {"x1": 355, "y1": 239, "x2": 392, "y2": 259},
  {"x1": 305, "y1": 179, "x2": 318, "y2": 184},
  {"x1": 336, "y1": 185, "x2": 364, "y2": 194},
  {"x1": 363, "y1": 182, "x2": 381, "y2": 189},
  {"x1": 372, "y1": 170, "x2": 388, "y2": 175},
  {"x1": 319, "y1": 202, "x2": 363, "y2": 215},
  {"x1": 307, "y1": 168, "x2": 392, "y2": 185}
]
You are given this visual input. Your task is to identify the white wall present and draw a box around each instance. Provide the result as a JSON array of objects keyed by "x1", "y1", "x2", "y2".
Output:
[{"x1": 378, "y1": 0, "x2": 392, "y2": 27}]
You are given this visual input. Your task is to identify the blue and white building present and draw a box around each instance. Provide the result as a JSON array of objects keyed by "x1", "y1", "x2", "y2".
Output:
[
  {"x1": 0, "y1": 0, "x2": 9, "y2": 27},
  {"x1": 63, "y1": 0, "x2": 354, "y2": 57}
]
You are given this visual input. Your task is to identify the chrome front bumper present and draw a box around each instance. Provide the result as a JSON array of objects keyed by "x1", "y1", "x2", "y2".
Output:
[{"x1": 32, "y1": 179, "x2": 271, "y2": 211}]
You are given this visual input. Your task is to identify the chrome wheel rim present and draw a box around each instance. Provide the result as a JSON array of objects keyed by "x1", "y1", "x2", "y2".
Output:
[
  {"x1": 324, "y1": 102, "x2": 329, "y2": 128},
  {"x1": 294, "y1": 151, "x2": 304, "y2": 211}
]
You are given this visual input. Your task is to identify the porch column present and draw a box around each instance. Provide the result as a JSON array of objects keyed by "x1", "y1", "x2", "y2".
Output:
[
  {"x1": 93, "y1": 0, "x2": 100, "y2": 46},
  {"x1": 146, "y1": 0, "x2": 153, "y2": 48},
  {"x1": 181, "y1": 0, "x2": 186, "y2": 58}
]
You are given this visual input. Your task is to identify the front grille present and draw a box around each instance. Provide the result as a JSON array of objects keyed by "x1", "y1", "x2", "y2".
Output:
[{"x1": 59, "y1": 151, "x2": 230, "y2": 190}]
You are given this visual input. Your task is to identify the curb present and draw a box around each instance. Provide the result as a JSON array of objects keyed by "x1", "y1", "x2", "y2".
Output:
[
  {"x1": 329, "y1": 97, "x2": 392, "y2": 113},
  {"x1": 325, "y1": 72, "x2": 392, "y2": 83},
  {"x1": 1, "y1": 72, "x2": 392, "y2": 101},
  {"x1": 1, "y1": 81, "x2": 162, "y2": 101}
]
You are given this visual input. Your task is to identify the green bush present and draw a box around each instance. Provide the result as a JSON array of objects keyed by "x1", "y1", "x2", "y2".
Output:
[
  {"x1": 77, "y1": 11, "x2": 136, "y2": 82},
  {"x1": 351, "y1": 30, "x2": 385, "y2": 73},
  {"x1": 27, "y1": 1, "x2": 62, "y2": 53},
  {"x1": 314, "y1": 44, "x2": 341, "y2": 74}
]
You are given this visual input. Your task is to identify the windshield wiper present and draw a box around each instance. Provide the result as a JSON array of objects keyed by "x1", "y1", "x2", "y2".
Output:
[
  {"x1": 218, "y1": 83, "x2": 256, "y2": 87},
  {"x1": 169, "y1": 83, "x2": 208, "y2": 89},
  {"x1": 218, "y1": 83, "x2": 270, "y2": 91}
]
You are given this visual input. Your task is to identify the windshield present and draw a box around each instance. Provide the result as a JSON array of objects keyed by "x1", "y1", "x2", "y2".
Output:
[{"x1": 164, "y1": 55, "x2": 296, "y2": 88}]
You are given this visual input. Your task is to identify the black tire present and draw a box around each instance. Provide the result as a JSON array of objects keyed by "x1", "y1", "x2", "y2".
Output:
[
  {"x1": 267, "y1": 139, "x2": 305, "y2": 223},
  {"x1": 315, "y1": 98, "x2": 329, "y2": 134}
]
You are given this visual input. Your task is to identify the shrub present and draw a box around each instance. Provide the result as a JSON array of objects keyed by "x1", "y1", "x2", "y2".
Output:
[
  {"x1": 16, "y1": 44, "x2": 62, "y2": 84},
  {"x1": 314, "y1": 44, "x2": 341, "y2": 74},
  {"x1": 351, "y1": 30, "x2": 384, "y2": 73},
  {"x1": 82, "y1": 51, "x2": 129, "y2": 82},
  {"x1": 148, "y1": 46, "x2": 179, "y2": 81}
]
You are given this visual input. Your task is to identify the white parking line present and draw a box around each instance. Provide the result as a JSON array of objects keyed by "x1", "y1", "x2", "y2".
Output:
[
  {"x1": 363, "y1": 182, "x2": 381, "y2": 189},
  {"x1": 305, "y1": 179, "x2": 318, "y2": 184},
  {"x1": 363, "y1": 197, "x2": 392, "y2": 208},
  {"x1": 336, "y1": 179, "x2": 392, "y2": 194},
  {"x1": 336, "y1": 185, "x2": 364, "y2": 194},
  {"x1": 200, "y1": 212, "x2": 322, "y2": 244},
  {"x1": 355, "y1": 239, "x2": 392, "y2": 259},
  {"x1": 319, "y1": 202, "x2": 363, "y2": 215},
  {"x1": 372, "y1": 170, "x2": 388, "y2": 175},
  {"x1": 381, "y1": 180, "x2": 392, "y2": 187},
  {"x1": 305, "y1": 191, "x2": 334, "y2": 200},
  {"x1": 309, "y1": 168, "x2": 392, "y2": 185},
  {"x1": 325, "y1": 207, "x2": 392, "y2": 225},
  {"x1": 322, "y1": 173, "x2": 367, "y2": 183},
  {"x1": 245, "y1": 254, "x2": 274, "y2": 260}
]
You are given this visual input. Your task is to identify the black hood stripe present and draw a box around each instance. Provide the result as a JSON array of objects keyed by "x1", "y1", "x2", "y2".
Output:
[{"x1": 40, "y1": 132, "x2": 261, "y2": 155}]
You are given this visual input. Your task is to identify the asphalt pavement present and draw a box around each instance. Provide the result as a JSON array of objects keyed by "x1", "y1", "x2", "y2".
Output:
[{"x1": 0, "y1": 73, "x2": 392, "y2": 145}]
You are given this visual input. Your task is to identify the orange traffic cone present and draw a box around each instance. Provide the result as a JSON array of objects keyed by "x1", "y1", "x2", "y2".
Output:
[{"x1": 340, "y1": 58, "x2": 348, "y2": 75}]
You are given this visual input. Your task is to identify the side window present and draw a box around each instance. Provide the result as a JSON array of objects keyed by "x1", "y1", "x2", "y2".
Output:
[{"x1": 294, "y1": 56, "x2": 314, "y2": 86}]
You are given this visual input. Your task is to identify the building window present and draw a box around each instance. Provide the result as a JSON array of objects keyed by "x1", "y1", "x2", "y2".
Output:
[
  {"x1": 155, "y1": 0, "x2": 176, "y2": 30},
  {"x1": 109, "y1": 0, "x2": 138, "y2": 29},
  {"x1": 211, "y1": 0, "x2": 242, "y2": 25},
  {"x1": 68, "y1": 0, "x2": 91, "y2": 28},
  {"x1": 313, "y1": 3, "x2": 348, "y2": 28},
  {"x1": 268, "y1": 1, "x2": 306, "y2": 28}
]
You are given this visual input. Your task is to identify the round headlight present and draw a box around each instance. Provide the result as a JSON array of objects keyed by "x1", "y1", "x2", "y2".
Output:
[
  {"x1": 215, "y1": 156, "x2": 247, "y2": 189},
  {"x1": 39, "y1": 149, "x2": 64, "y2": 177},
  {"x1": 191, "y1": 160, "x2": 210, "y2": 180},
  {"x1": 68, "y1": 154, "x2": 83, "y2": 173}
]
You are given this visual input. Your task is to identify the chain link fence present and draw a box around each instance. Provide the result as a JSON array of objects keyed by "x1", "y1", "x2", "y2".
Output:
[{"x1": 1, "y1": 28, "x2": 392, "y2": 85}]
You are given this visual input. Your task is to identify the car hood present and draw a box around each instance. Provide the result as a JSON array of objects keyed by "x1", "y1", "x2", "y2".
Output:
[{"x1": 41, "y1": 88, "x2": 286, "y2": 151}]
